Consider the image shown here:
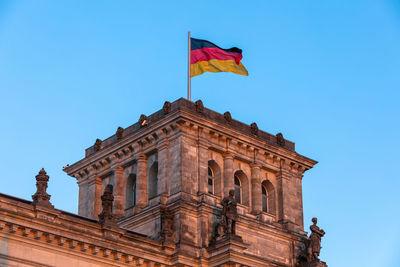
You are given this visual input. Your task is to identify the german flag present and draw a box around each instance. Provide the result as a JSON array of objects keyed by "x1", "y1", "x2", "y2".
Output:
[{"x1": 190, "y1": 38, "x2": 248, "y2": 77}]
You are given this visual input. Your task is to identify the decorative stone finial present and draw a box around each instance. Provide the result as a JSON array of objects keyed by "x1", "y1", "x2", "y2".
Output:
[
  {"x1": 250, "y1": 122, "x2": 258, "y2": 135},
  {"x1": 276, "y1": 133, "x2": 285, "y2": 147},
  {"x1": 116, "y1": 127, "x2": 124, "y2": 140},
  {"x1": 139, "y1": 114, "x2": 148, "y2": 127},
  {"x1": 98, "y1": 184, "x2": 117, "y2": 227},
  {"x1": 94, "y1": 139, "x2": 102, "y2": 151},
  {"x1": 163, "y1": 101, "x2": 171, "y2": 114},
  {"x1": 32, "y1": 168, "x2": 54, "y2": 209},
  {"x1": 224, "y1": 111, "x2": 232, "y2": 123},
  {"x1": 195, "y1": 100, "x2": 204, "y2": 113}
]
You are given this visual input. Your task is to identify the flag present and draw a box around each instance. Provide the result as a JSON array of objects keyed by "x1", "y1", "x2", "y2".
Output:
[{"x1": 190, "y1": 38, "x2": 248, "y2": 77}]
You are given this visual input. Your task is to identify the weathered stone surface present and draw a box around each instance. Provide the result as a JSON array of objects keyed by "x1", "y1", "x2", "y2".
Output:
[{"x1": 51, "y1": 98, "x2": 320, "y2": 266}]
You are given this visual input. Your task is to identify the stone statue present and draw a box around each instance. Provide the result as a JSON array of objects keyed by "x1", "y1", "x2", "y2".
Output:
[
  {"x1": 309, "y1": 217, "x2": 325, "y2": 261},
  {"x1": 221, "y1": 189, "x2": 238, "y2": 235},
  {"x1": 98, "y1": 184, "x2": 117, "y2": 227}
]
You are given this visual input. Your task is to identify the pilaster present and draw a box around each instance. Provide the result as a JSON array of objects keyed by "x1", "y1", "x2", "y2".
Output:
[
  {"x1": 157, "y1": 138, "x2": 169, "y2": 197},
  {"x1": 137, "y1": 153, "x2": 148, "y2": 208},
  {"x1": 77, "y1": 179, "x2": 89, "y2": 217},
  {"x1": 87, "y1": 176, "x2": 102, "y2": 220},
  {"x1": 198, "y1": 138, "x2": 209, "y2": 195},
  {"x1": 276, "y1": 159, "x2": 303, "y2": 232},
  {"x1": 113, "y1": 165, "x2": 124, "y2": 218}
]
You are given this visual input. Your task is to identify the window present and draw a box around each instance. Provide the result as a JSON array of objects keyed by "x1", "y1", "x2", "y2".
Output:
[
  {"x1": 126, "y1": 174, "x2": 136, "y2": 208},
  {"x1": 208, "y1": 167, "x2": 214, "y2": 194},
  {"x1": 262, "y1": 180, "x2": 276, "y2": 215},
  {"x1": 208, "y1": 160, "x2": 221, "y2": 197},
  {"x1": 234, "y1": 175, "x2": 241, "y2": 204},
  {"x1": 262, "y1": 185, "x2": 268, "y2": 212},
  {"x1": 148, "y1": 162, "x2": 158, "y2": 199}
]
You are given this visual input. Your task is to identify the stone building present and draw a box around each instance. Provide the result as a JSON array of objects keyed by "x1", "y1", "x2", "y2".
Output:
[{"x1": 0, "y1": 98, "x2": 325, "y2": 267}]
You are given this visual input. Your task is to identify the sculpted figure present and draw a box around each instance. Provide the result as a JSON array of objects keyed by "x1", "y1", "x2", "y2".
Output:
[
  {"x1": 221, "y1": 189, "x2": 238, "y2": 235},
  {"x1": 98, "y1": 184, "x2": 117, "y2": 226},
  {"x1": 309, "y1": 217, "x2": 325, "y2": 261}
]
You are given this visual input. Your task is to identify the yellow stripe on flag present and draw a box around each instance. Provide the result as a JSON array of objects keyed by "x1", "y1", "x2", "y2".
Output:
[{"x1": 191, "y1": 59, "x2": 248, "y2": 77}]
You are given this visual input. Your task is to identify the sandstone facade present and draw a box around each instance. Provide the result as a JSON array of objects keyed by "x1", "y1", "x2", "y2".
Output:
[{"x1": 0, "y1": 98, "x2": 320, "y2": 266}]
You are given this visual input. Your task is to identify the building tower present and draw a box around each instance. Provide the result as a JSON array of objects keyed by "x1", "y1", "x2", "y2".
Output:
[{"x1": 64, "y1": 98, "x2": 319, "y2": 267}]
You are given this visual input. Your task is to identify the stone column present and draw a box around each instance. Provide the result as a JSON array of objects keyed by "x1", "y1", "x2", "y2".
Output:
[
  {"x1": 87, "y1": 176, "x2": 102, "y2": 220},
  {"x1": 113, "y1": 165, "x2": 124, "y2": 218},
  {"x1": 136, "y1": 153, "x2": 148, "y2": 208},
  {"x1": 250, "y1": 163, "x2": 262, "y2": 214},
  {"x1": 223, "y1": 151, "x2": 234, "y2": 197}
]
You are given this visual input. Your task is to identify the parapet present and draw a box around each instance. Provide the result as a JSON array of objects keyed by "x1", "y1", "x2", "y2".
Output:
[{"x1": 84, "y1": 98, "x2": 295, "y2": 158}]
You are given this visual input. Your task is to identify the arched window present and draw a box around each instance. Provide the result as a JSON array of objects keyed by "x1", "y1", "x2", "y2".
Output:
[
  {"x1": 262, "y1": 184, "x2": 268, "y2": 212},
  {"x1": 208, "y1": 160, "x2": 221, "y2": 197},
  {"x1": 148, "y1": 162, "x2": 158, "y2": 199},
  {"x1": 208, "y1": 167, "x2": 214, "y2": 194},
  {"x1": 234, "y1": 175, "x2": 242, "y2": 204},
  {"x1": 262, "y1": 180, "x2": 276, "y2": 215},
  {"x1": 126, "y1": 174, "x2": 136, "y2": 208}
]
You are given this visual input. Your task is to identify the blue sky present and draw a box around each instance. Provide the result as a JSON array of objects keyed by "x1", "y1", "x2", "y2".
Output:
[{"x1": 1, "y1": 1, "x2": 399, "y2": 266}]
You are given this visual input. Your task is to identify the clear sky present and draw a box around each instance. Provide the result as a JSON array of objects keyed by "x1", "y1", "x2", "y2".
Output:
[{"x1": 1, "y1": 1, "x2": 399, "y2": 266}]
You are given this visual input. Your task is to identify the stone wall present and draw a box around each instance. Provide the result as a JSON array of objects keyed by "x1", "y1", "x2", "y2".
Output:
[{"x1": 64, "y1": 98, "x2": 318, "y2": 266}]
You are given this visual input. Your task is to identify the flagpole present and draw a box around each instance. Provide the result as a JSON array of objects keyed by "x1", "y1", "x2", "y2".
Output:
[{"x1": 188, "y1": 31, "x2": 191, "y2": 101}]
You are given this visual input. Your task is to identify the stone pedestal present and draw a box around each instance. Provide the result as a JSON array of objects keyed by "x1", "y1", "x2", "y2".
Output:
[
  {"x1": 207, "y1": 234, "x2": 249, "y2": 267},
  {"x1": 208, "y1": 234, "x2": 247, "y2": 256}
]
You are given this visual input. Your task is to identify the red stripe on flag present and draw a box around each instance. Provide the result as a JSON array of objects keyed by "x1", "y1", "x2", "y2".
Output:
[{"x1": 191, "y1": 47, "x2": 243, "y2": 65}]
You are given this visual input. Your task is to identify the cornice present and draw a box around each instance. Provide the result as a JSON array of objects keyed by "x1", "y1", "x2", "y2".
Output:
[{"x1": 64, "y1": 98, "x2": 318, "y2": 181}]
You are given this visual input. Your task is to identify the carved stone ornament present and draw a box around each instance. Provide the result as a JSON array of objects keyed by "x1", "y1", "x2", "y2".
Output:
[
  {"x1": 139, "y1": 114, "x2": 148, "y2": 127},
  {"x1": 250, "y1": 122, "x2": 258, "y2": 135},
  {"x1": 224, "y1": 111, "x2": 232, "y2": 123},
  {"x1": 163, "y1": 101, "x2": 171, "y2": 114},
  {"x1": 94, "y1": 139, "x2": 102, "y2": 151},
  {"x1": 195, "y1": 100, "x2": 204, "y2": 113},
  {"x1": 98, "y1": 184, "x2": 117, "y2": 227},
  {"x1": 158, "y1": 205, "x2": 175, "y2": 244},
  {"x1": 116, "y1": 127, "x2": 124, "y2": 140},
  {"x1": 32, "y1": 168, "x2": 54, "y2": 209},
  {"x1": 276, "y1": 132, "x2": 286, "y2": 147}
]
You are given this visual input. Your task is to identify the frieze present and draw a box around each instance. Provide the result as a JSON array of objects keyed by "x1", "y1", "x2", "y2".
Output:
[
  {"x1": 66, "y1": 111, "x2": 315, "y2": 187},
  {"x1": 0, "y1": 220, "x2": 166, "y2": 266}
]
